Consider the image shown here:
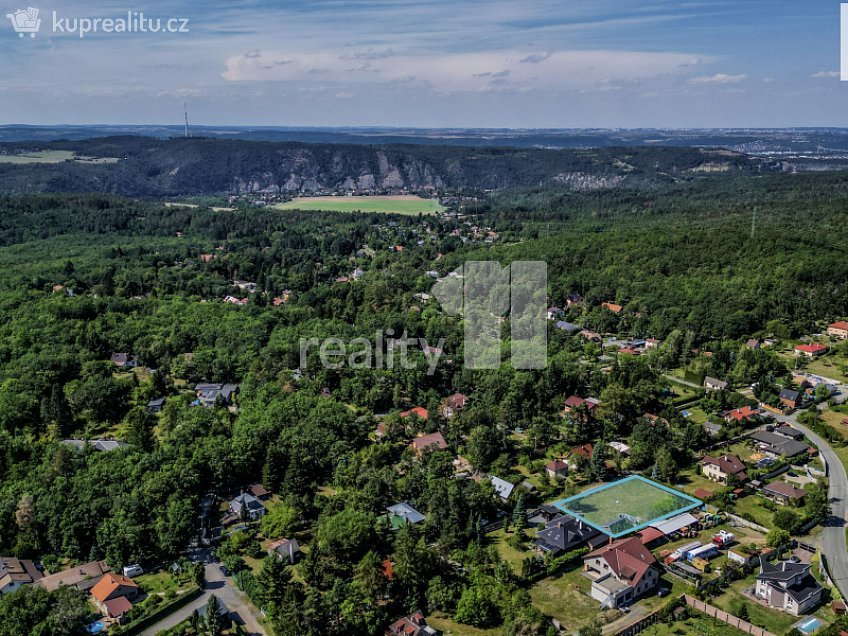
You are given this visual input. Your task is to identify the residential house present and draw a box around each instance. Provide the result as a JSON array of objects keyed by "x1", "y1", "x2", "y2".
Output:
[
  {"x1": 109, "y1": 353, "x2": 137, "y2": 369},
  {"x1": 36, "y1": 561, "x2": 110, "y2": 593},
  {"x1": 774, "y1": 424, "x2": 804, "y2": 441},
  {"x1": 779, "y1": 388, "x2": 801, "y2": 410},
  {"x1": 568, "y1": 444, "x2": 594, "y2": 466},
  {"x1": 745, "y1": 339, "x2": 761, "y2": 350},
  {"x1": 90, "y1": 573, "x2": 139, "y2": 621},
  {"x1": 828, "y1": 321, "x2": 848, "y2": 340},
  {"x1": 146, "y1": 397, "x2": 165, "y2": 412},
  {"x1": 704, "y1": 376, "x2": 729, "y2": 391},
  {"x1": 490, "y1": 476, "x2": 515, "y2": 501},
  {"x1": 194, "y1": 383, "x2": 238, "y2": 408},
  {"x1": 700, "y1": 455, "x2": 748, "y2": 485},
  {"x1": 385, "y1": 611, "x2": 438, "y2": 636},
  {"x1": 755, "y1": 558, "x2": 824, "y2": 616},
  {"x1": 400, "y1": 406, "x2": 428, "y2": 420},
  {"x1": 703, "y1": 421, "x2": 723, "y2": 438},
  {"x1": 545, "y1": 460, "x2": 568, "y2": 480},
  {"x1": 750, "y1": 431, "x2": 812, "y2": 459},
  {"x1": 723, "y1": 405, "x2": 762, "y2": 424},
  {"x1": 546, "y1": 307, "x2": 565, "y2": 320},
  {"x1": 440, "y1": 393, "x2": 468, "y2": 419},
  {"x1": 795, "y1": 343, "x2": 828, "y2": 358},
  {"x1": 387, "y1": 502, "x2": 425, "y2": 529},
  {"x1": 410, "y1": 432, "x2": 448, "y2": 457},
  {"x1": 247, "y1": 483, "x2": 271, "y2": 500},
  {"x1": 62, "y1": 438, "x2": 128, "y2": 452},
  {"x1": 602, "y1": 301, "x2": 623, "y2": 315},
  {"x1": 583, "y1": 537, "x2": 660, "y2": 609},
  {"x1": 762, "y1": 482, "x2": 807, "y2": 506},
  {"x1": 267, "y1": 538, "x2": 301, "y2": 564},
  {"x1": 0, "y1": 557, "x2": 43, "y2": 594},
  {"x1": 534, "y1": 514, "x2": 605, "y2": 557},
  {"x1": 229, "y1": 492, "x2": 266, "y2": 521},
  {"x1": 562, "y1": 396, "x2": 599, "y2": 420}
]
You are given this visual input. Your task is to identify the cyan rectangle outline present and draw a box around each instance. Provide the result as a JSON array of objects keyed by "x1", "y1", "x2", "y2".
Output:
[{"x1": 550, "y1": 475, "x2": 704, "y2": 539}]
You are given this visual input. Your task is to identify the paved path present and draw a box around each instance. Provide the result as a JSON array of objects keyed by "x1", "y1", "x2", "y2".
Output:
[
  {"x1": 140, "y1": 563, "x2": 267, "y2": 636},
  {"x1": 773, "y1": 410, "x2": 848, "y2": 599}
]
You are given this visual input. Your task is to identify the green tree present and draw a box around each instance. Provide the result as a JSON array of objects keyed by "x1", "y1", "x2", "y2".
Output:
[{"x1": 205, "y1": 594, "x2": 223, "y2": 635}]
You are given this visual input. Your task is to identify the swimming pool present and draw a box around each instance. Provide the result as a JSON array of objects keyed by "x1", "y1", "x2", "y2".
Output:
[
  {"x1": 85, "y1": 620, "x2": 105, "y2": 634},
  {"x1": 792, "y1": 616, "x2": 824, "y2": 635}
]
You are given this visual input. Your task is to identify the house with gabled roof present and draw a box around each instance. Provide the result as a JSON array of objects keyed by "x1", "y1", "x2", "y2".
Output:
[
  {"x1": 490, "y1": 476, "x2": 515, "y2": 501},
  {"x1": 828, "y1": 321, "x2": 848, "y2": 340},
  {"x1": 701, "y1": 454, "x2": 747, "y2": 485},
  {"x1": 583, "y1": 536, "x2": 660, "y2": 609},
  {"x1": 387, "y1": 502, "x2": 425, "y2": 529},
  {"x1": 0, "y1": 557, "x2": 43, "y2": 594},
  {"x1": 400, "y1": 406, "x2": 428, "y2": 420},
  {"x1": 90, "y1": 573, "x2": 139, "y2": 621},
  {"x1": 385, "y1": 611, "x2": 438, "y2": 636},
  {"x1": 755, "y1": 558, "x2": 824, "y2": 615},
  {"x1": 545, "y1": 460, "x2": 568, "y2": 480},
  {"x1": 267, "y1": 537, "x2": 301, "y2": 564},
  {"x1": 795, "y1": 343, "x2": 827, "y2": 358},
  {"x1": 440, "y1": 393, "x2": 468, "y2": 419},
  {"x1": 410, "y1": 432, "x2": 447, "y2": 457},
  {"x1": 229, "y1": 492, "x2": 266, "y2": 521}
]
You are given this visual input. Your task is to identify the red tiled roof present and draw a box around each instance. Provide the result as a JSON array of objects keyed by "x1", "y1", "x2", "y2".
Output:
[
  {"x1": 91, "y1": 573, "x2": 138, "y2": 603},
  {"x1": 795, "y1": 343, "x2": 827, "y2": 354},
  {"x1": 444, "y1": 393, "x2": 468, "y2": 410},
  {"x1": 829, "y1": 321, "x2": 848, "y2": 331},
  {"x1": 400, "y1": 406, "x2": 428, "y2": 419},
  {"x1": 725, "y1": 405, "x2": 760, "y2": 422},
  {"x1": 763, "y1": 481, "x2": 806, "y2": 499},
  {"x1": 602, "y1": 302, "x2": 623, "y2": 314},
  {"x1": 570, "y1": 443, "x2": 594, "y2": 460},
  {"x1": 546, "y1": 460, "x2": 568, "y2": 472},
  {"x1": 694, "y1": 488, "x2": 714, "y2": 500},
  {"x1": 638, "y1": 527, "x2": 666, "y2": 545},
  {"x1": 585, "y1": 537, "x2": 657, "y2": 587}
]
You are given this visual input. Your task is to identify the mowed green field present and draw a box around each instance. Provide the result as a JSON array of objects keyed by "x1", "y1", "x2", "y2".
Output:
[
  {"x1": 274, "y1": 195, "x2": 444, "y2": 215},
  {"x1": 0, "y1": 151, "x2": 120, "y2": 165},
  {"x1": 0, "y1": 150, "x2": 76, "y2": 164}
]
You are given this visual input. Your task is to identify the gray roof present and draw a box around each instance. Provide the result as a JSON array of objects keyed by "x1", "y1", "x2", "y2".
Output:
[
  {"x1": 535, "y1": 514, "x2": 602, "y2": 555},
  {"x1": 490, "y1": 476, "x2": 515, "y2": 500},
  {"x1": 62, "y1": 439, "x2": 128, "y2": 452},
  {"x1": 387, "y1": 502, "x2": 425, "y2": 525},
  {"x1": 750, "y1": 431, "x2": 810, "y2": 457},
  {"x1": 779, "y1": 388, "x2": 801, "y2": 402},
  {"x1": 230, "y1": 493, "x2": 265, "y2": 515}
]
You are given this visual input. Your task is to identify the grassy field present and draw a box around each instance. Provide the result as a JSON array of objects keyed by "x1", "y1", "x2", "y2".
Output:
[
  {"x1": 426, "y1": 614, "x2": 502, "y2": 636},
  {"x1": 274, "y1": 195, "x2": 444, "y2": 215},
  {"x1": 488, "y1": 528, "x2": 533, "y2": 575},
  {"x1": 556, "y1": 476, "x2": 700, "y2": 536},
  {"x1": 529, "y1": 566, "x2": 619, "y2": 631},
  {"x1": 640, "y1": 614, "x2": 750, "y2": 636},
  {"x1": 0, "y1": 150, "x2": 76, "y2": 164}
]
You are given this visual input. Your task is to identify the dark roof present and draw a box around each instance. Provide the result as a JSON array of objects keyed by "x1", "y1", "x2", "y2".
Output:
[
  {"x1": 758, "y1": 558, "x2": 823, "y2": 604},
  {"x1": 535, "y1": 514, "x2": 601, "y2": 554},
  {"x1": 774, "y1": 424, "x2": 804, "y2": 440},
  {"x1": 779, "y1": 388, "x2": 801, "y2": 402},
  {"x1": 701, "y1": 454, "x2": 747, "y2": 480},
  {"x1": 758, "y1": 558, "x2": 809, "y2": 582},
  {"x1": 750, "y1": 431, "x2": 810, "y2": 457},
  {"x1": 763, "y1": 481, "x2": 806, "y2": 500}
]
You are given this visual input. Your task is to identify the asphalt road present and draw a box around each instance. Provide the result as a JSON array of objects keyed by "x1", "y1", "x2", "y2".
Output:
[
  {"x1": 140, "y1": 562, "x2": 267, "y2": 636},
  {"x1": 773, "y1": 409, "x2": 848, "y2": 599}
]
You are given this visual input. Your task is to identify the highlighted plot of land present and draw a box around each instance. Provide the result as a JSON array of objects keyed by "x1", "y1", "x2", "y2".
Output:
[
  {"x1": 274, "y1": 195, "x2": 444, "y2": 215},
  {"x1": 553, "y1": 475, "x2": 703, "y2": 538}
]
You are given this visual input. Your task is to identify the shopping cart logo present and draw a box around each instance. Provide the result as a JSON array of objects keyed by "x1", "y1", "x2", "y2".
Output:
[{"x1": 6, "y1": 6, "x2": 41, "y2": 38}]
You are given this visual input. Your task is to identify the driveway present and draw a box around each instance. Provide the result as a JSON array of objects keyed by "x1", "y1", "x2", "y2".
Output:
[
  {"x1": 772, "y1": 410, "x2": 848, "y2": 599},
  {"x1": 140, "y1": 563, "x2": 267, "y2": 636}
]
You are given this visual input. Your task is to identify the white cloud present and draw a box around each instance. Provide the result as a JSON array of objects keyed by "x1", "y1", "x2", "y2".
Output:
[
  {"x1": 223, "y1": 49, "x2": 708, "y2": 93},
  {"x1": 811, "y1": 71, "x2": 840, "y2": 79},
  {"x1": 689, "y1": 73, "x2": 748, "y2": 85}
]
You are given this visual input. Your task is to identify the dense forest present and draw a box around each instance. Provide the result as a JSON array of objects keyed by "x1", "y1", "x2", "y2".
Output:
[
  {"x1": 0, "y1": 137, "x2": 775, "y2": 196},
  {"x1": 0, "y1": 159, "x2": 847, "y2": 635}
]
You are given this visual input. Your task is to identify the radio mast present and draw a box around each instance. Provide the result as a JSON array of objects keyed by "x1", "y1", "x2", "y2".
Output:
[{"x1": 184, "y1": 103, "x2": 190, "y2": 138}]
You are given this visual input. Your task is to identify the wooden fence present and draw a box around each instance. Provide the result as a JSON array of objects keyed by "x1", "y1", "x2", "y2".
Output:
[{"x1": 682, "y1": 595, "x2": 776, "y2": 636}]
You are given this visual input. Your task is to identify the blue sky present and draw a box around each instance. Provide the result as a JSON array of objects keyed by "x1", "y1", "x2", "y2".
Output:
[{"x1": 0, "y1": 0, "x2": 846, "y2": 127}]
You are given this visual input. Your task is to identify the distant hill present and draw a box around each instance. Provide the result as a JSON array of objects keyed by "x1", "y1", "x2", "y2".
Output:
[{"x1": 0, "y1": 137, "x2": 776, "y2": 197}]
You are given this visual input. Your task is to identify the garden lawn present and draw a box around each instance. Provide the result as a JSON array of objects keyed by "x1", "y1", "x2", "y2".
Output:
[{"x1": 529, "y1": 566, "x2": 617, "y2": 631}]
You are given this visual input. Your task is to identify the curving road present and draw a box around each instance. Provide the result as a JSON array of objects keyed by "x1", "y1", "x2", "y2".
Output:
[
  {"x1": 773, "y1": 410, "x2": 848, "y2": 599},
  {"x1": 140, "y1": 562, "x2": 267, "y2": 636}
]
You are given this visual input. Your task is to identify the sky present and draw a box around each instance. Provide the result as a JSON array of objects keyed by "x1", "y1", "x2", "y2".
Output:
[{"x1": 0, "y1": 0, "x2": 846, "y2": 127}]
